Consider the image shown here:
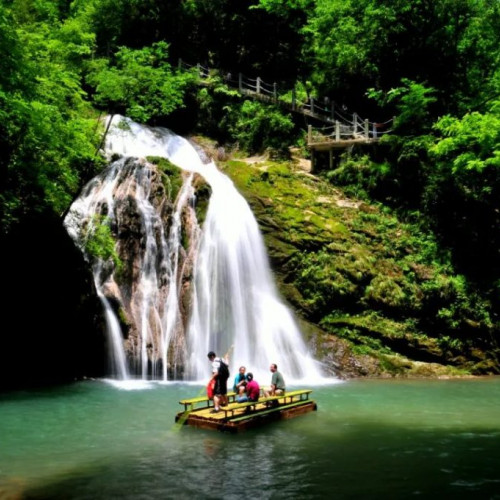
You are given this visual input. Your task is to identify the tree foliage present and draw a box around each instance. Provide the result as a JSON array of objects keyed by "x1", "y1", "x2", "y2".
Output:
[
  {"x1": 432, "y1": 108, "x2": 500, "y2": 176},
  {"x1": 229, "y1": 100, "x2": 295, "y2": 154},
  {"x1": 425, "y1": 100, "x2": 500, "y2": 282},
  {"x1": 86, "y1": 42, "x2": 196, "y2": 123},
  {"x1": 0, "y1": 1, "x2": 101, "y2": 234}
]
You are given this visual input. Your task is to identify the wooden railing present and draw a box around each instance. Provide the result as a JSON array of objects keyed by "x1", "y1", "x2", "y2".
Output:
[
  {"x1": 177, "y1": 59, "x2": 394, "y2": 143},
  {"x1": 307, "y1": 114, "x2": 394, "y2": 147}
]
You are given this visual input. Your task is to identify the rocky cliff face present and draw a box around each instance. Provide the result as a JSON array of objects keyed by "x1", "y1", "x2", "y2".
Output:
[
  {"x1": 72, "y1": 156, "x2": 209, "y2": 378},
  {"x1": 113, "y1": 159, "x2": 204, "y2": 376}
]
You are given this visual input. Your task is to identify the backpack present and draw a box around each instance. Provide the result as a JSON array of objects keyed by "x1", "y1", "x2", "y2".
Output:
[
  {"x1": 218, "y1": 359, "x2": 230, "y2": 380},
  {"x1": 207, "y1": 379, "x2": 215, "y2": 399}
]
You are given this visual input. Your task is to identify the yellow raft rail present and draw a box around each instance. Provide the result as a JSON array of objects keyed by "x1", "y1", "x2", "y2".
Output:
[{"x1": 175, "y1": 389, "x2": 317, "y2": 433}]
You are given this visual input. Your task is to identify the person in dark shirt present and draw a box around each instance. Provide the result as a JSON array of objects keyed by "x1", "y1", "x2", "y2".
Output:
[{"x1": 207, "y1": 351, "x2": 229, "y2": 413}]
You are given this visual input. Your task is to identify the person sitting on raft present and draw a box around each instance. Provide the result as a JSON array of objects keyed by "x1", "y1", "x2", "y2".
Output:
[
  {"x1": 264, "y1": 363, "x2": 285, "y2": 407},
  {"x1": 263, "y1": 363, "x2": 285, "y2": 397},
  {"x1": 233, "y1": 366, "x2": 248, "y2": 396},
  {"x1": 236, "y1": 372, "x2": 260, "y2": 403}
]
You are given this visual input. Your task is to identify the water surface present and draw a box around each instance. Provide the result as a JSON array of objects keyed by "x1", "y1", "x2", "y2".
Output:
[{"x1": 1, "y1": 377, "x2": 499, "y2": 499}]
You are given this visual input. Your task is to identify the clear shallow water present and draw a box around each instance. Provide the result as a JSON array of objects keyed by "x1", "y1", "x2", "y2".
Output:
[{"x1": 1, "y1": 377, "x2": 499, "y2": 499}]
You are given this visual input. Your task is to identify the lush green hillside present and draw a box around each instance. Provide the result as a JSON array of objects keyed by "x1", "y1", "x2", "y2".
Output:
[{"x1": 216, "y1": 148, "x2": 499, "y2": 377}]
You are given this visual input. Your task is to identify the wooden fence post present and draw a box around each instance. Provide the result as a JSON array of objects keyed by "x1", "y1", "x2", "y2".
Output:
[
  {"x1": 273, "y1": 82, "x2": 277, "y2": 101},
  {"x1": 178, "y1": 58, "x2": 182, "y2": 70},
  {"x1": 238, "y1": 73, "x2": 243, "y2": 92},
  {"x1": 364, "y1": 119, "x2": 369, "y2": 139},
  {"x1": 310, "y1": 97, "x2": 314, "y2": 114},
  {"x1": 256, "y1": 77, "x2": 261, "y2": 94},
  {"x1": 353, "y1": 113, "x2": 358, "y2": 136},
  {"x1": 308, "y1": 124, "x2": 312, "y2": 144},
  {"x1": 335, "y1": 121, "x2": 340, "y2": 141}
]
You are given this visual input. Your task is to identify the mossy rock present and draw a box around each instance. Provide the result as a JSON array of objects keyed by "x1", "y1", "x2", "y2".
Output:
[{"x1": 147, "y1": 156, "x2": 184, "y2": 202}]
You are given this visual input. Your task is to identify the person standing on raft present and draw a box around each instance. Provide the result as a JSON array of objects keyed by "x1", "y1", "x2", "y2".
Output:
[{"x1": 207, "y1": 350, "x2": 230, "y2": 413}]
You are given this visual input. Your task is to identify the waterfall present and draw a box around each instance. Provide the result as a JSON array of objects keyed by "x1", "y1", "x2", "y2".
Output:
[
  {"x1": 65, "y1": 160, "x2": 131, "y2": 380},
  {"x1": 184, "y1": 163, "x2": 322, "y2": 382},
  {"x1": 97, "y1": 282, "x2": 129, "y2": 380},
  {"x1": 65, "y1": 115, "x2": 323, "y2": 383}
]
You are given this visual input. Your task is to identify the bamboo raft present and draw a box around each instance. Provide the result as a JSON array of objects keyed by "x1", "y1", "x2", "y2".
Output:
[{"x1": 175, "y1": 389, "x2": 317, "y2": 433}]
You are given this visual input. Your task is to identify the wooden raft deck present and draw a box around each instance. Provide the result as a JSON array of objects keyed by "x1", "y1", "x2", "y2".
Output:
[{"x1": 175, "y1": 390, "x2": 317, "y2": 433}]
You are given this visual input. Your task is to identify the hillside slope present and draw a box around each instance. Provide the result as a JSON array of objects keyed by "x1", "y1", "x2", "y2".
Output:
[{"x1": 209, "y1": 146, "x2": 499, "y2": 378}]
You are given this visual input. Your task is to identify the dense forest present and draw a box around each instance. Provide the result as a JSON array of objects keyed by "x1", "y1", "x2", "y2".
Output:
[{"x1": 1, "y1": 0, "x2": 499, "y2": 386}]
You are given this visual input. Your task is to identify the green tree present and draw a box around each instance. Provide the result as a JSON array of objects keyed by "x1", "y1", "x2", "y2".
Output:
[
  {"x1": 303, "y1": 0, "x2": 499, "y2": 115},
  {"x1": 229, "y1": 100, "x2": 295, "y2": 154},
  {"x1": 426, "y1": 100, "x2": 500, "y2": 283},
  {"x1": 194, "y1": 74, "x2": 241, "y2": 141},
  {"x1": 86, "y1": 42, "x2": 196, "y2": 123},
  {"x1": 0, "y1": 1, "x2": 101, "y2": 235}
]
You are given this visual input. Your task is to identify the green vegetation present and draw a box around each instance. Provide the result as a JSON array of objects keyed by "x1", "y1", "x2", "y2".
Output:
[
  {"x1": 223, "y1": 157, "x2": 498, "y2": 374},
  {"x1": 147, "y1": 157, "x2": 184, "y2": 202},
  {"x1": 84, "y1": 215, "x2": 122, "y2": 270},
  {"x1": 1, "y1": 0, "x2": 499, "y2": 376},
  {"x1": 87, "y1": 42, "x2": 197, "y2": 122},
  {"x1": 229, "y1": 101, "x2": 296, "y2": 154}
]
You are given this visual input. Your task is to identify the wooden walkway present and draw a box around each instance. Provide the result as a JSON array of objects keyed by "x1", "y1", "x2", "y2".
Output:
[
  {"x1": 307, "y1": 118, "x2": 393, "y2": 169},
  {"x1": 175, "y1": 389, "x2": 317, "y2": 433},
  {"x1": 177, "y1": 60, "x2": 393, "y2": 151}
]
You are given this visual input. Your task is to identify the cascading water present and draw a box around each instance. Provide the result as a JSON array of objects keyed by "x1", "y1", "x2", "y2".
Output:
[
  {"x1": 65, "y1": 115, "x2": 323, "y2": 383},
  {"x1": 184, "y1": 163, "x2": 322, "y2": 382},
  {"x1": 65, "y1": 159, "x2": 131, "y2": 379},
  {"x1": 97, "y1": 280, "x2": 129, "y2": 380}
]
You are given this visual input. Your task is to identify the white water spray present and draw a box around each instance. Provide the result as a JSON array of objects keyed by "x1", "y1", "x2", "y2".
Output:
[{"x1": 184, "y1": 163, "x2": 323, "y2": 383}]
